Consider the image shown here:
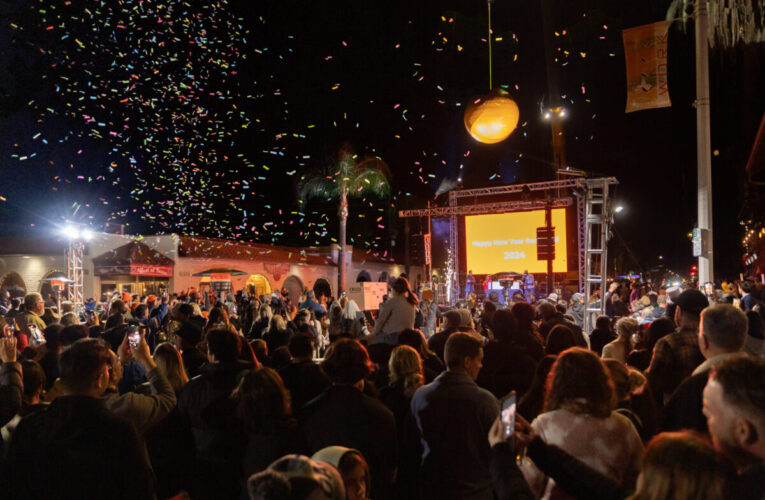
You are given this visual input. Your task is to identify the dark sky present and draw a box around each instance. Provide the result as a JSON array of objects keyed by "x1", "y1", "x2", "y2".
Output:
[{"x1": 0, "y1": 0, "x2": 763, "y2": 278}]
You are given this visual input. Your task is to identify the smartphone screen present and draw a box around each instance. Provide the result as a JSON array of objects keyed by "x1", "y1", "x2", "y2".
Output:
[
  {"x1": 501, "y1": 392, "x2": 517, "y2": 439},
  {"x1": 29, "y1": 324, "x2": 46, "y2": 345},
  {"x1": 127, "y1": 325, "x2": 141, "y2": 351}
]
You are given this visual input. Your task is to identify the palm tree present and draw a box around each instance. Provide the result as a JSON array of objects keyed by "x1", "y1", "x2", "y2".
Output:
[{"x1": 298, "y1": 147, "x2": 391, "y2": 294}]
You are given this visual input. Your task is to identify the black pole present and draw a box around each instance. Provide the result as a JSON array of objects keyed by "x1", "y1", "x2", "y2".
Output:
[
  {"x1": 404, "y1": 218, "x2": 411, "y2": 277},
  {"x1": 546, "y1": 203, "x2": 554, "y2": 295}
]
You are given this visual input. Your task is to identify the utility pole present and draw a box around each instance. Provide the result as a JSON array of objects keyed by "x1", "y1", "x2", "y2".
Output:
[
  {"x1": 541, "y1": 0, "x2": 567, "y2": 180},
  {"x1": 695, "y1": 0, "x2": 714, "y2": 284}
]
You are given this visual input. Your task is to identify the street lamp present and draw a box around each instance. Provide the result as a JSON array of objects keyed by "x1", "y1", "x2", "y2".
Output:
[{"x1": 614, "y1": 205, "x2": 624, "y2": 214}]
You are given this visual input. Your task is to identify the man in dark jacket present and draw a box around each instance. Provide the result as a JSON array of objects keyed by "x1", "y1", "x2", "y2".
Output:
[
  {"x1": 300, "y1": 338, "x2": 397, "y2": 500},
  {"x1": 178, "y1": 327, "x2": 252, "y2": 500},
  {"x1": 427, "y1": 309, "x2": 462, "y2": 363},
  {"x1": 279, "y1": 333, "x2": 330, "y2": 411},
  {"x1": 412, "y1": 332, "x2": 499, "y2": 500},
  {"x1": 589, "y1": 315, "x2": 616, "y2": 355},
  {"x1": 5, "y1": 338, "x2": 154, "y2": 499},
  {"x1": 647, "y1": 289, "x2": 708, "y2": 404},
  {"x1": 476, "y1": 310, "x2": 536, "y2": 398},
  {"x1": 660, "y1": 304, "x2": 747, "y2": 434}
]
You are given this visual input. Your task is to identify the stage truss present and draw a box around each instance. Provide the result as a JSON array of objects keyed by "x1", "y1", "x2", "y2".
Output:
[{"x1": 398, "y1": 177, "x2": 617, "y2": 326}]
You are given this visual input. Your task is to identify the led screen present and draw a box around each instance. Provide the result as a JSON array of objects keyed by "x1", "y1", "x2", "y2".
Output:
[{"x1": 464, "y1": 209, "x2": 568, "y2": 274}]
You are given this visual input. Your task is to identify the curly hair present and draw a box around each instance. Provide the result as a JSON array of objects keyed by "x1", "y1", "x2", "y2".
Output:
[{"x1": 544, "y1": 347, "x2": 616, "y2": 418}]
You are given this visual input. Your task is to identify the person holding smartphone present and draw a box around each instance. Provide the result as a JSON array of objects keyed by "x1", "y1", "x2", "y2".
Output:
[{"x1": 102, "y1": 328, "x2": 177, "y2": 435}]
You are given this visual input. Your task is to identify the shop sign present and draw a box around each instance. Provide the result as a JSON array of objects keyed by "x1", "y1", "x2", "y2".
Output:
[
  {"x1": 130, "y1": 264, "x2": 173, "y2": 277},
  {"x1": 94, "y1": 264, "x2": 173, "y2": 277}
]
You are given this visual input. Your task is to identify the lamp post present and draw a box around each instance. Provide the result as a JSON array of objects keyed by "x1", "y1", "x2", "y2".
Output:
[{"x1": 694, "y1": 0, "x2": 714, "y2": 284}]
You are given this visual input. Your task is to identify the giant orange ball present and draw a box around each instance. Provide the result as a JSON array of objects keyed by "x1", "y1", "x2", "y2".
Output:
[{"x1": 464, "y1": 89, "x2": 520, "y2": 144}]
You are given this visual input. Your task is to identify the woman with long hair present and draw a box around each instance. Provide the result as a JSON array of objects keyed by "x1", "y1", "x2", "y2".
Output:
[
  {"x1": 153, "y1": 342, "x2": 189, "y2": 394},
  {"x1": 143, "y1": 342, "x2": 195, "y2": 498},
  {"x1": 371, "y1": 277, "x2": 418, "y2": 345},
  {"x1": 521, "y1": 348, "x2": 643, "y2": 499},
  {"x1": 342, "y1": 299, "x2": 368, "y2": 339},
  {"x1": 602, "y1": 317, "x2": 639, "y2": 364},
  {"x1": 203, "y1": 306, "x2": 230, "y2": 338},
  {"x1": 247, "y1": 303, "x2": 272, "y2": 340},
  {"x1": 544, "y1": 324, "x2": 578, "y2": 356},
  {"x1": 397, "y1": 328, "x2": 444, "y2": 382},
  {"x1": 263, "y1": 314, "x2": 292, "y2": 354},
  {"x1": 237, "y1": 367, "x2": 305, "y2": 479},
  {"x1": 328, "y1": 302, "x2": 344, "y2": 343},
  {"x1": 511, "y1": 301, "x2": 544, "y2": 361},
  {"x1": 628, "y1": 431, "x2": 735, "y2": 500},
  {"x1": 377, "y1": 345, "x2": 424, "y2": 500}
]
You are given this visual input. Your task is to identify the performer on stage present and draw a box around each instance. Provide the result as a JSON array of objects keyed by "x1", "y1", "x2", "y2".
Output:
[
  {"x1": 464, "y1": 270, "x2": 475, "y2": 298},
  {"x1": 522, "y1": 270, "x2": 535, "y2": 300}
]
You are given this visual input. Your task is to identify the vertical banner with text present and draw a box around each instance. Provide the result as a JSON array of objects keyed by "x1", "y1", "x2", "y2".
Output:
[{"x1": 623, "y1": 21, "x2": 671, "y2": 113}]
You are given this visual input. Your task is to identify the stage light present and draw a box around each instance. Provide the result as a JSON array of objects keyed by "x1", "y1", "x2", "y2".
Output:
[
  {"x1": 464, "y1": 89, "x2": 520, "y2": 144},
  {"x1": 62, "y1": 225, "x2": 81, "y2": 240},
  {"x1": 81, "y1": 229, "x2": 93, "y2": 241}
]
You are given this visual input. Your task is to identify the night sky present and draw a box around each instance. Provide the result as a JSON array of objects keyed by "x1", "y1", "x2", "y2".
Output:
[{"x1": 0, "y1": 0, "x2": 763, "y2": 279}]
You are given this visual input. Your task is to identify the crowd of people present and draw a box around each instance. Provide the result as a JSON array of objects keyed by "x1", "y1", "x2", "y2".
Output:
[{"x1": 0, "y1": 274, "x2": 763, "y2": 500}]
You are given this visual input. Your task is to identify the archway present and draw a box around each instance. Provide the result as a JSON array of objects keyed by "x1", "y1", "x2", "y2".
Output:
[
  {"x1": 282, "y1": 275, "x2": 304, "y2": 306},
  {"x1": 0, "y1": 272, "x2": 26, "y2": 298},
  {"x1": 312, "y1": 277, "x2": 333, "y2": 300},
  {"x1": 356, "y1": 270, "x2": 371, "y2": 282},
  {"x1": 246, "y1": 274, "x2": 272, "y2": 298}
]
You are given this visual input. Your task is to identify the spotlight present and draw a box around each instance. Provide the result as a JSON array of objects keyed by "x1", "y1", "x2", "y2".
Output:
[{"x1": 62, "y1": 225, "x2": 80, "y2": 240}]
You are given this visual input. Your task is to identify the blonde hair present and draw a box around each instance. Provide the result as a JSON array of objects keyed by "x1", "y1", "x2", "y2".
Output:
[
  {"x1": 270, "y1": 314, "x2": 286, "y2": 331},
  {"x1": 257, "y1": 303, "x2": 272, "y2": 322},
  {"x1": 616, "y1": 317, "x2": 639, "y2": 338},
  {"x1": 153, "y1": 343, "x2": 189, "y2": 393},
  {"x1": 628, "y1": 432, "x2": 734, "y2": 500},
  {"x1": 388, "y1": 345, "x2": 423, "y2": 391},
  {"x1": 615, "y1": 317, "x2": 639, "y2": 350}
]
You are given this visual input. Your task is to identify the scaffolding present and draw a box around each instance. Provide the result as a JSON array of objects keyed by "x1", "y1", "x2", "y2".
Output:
[
  {"x1": 582, "y1": 178, "x2": 618, "y2": 334},
  {"x1": 67, "y1": 240, "x2": 85, "y2": 313}
]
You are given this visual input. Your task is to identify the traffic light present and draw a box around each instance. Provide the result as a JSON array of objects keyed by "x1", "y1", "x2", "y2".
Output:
[
  {"x1": 690, "y1": 264, "x2": 697, "y2": 279},
  {"x1": 536, "y1": 226, "x2": 556, "y2": 261}
]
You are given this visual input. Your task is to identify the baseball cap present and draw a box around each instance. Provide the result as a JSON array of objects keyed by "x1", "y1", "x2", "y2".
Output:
[{"x1": 674, "y1": 289, "x2": 709, "y2": 316}]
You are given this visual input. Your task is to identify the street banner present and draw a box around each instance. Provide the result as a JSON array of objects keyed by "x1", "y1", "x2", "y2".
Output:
[{"x1": 623, "y1": 21, "x2": 671, "y2": 113}]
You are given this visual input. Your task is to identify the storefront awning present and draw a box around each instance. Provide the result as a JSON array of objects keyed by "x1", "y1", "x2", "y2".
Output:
[
  {"x1": 192, "y1": 268, "x2": 248, "y2": 281},
  {"x1": 93, "y1": 241, "x2": 174, "y2": 277}
]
